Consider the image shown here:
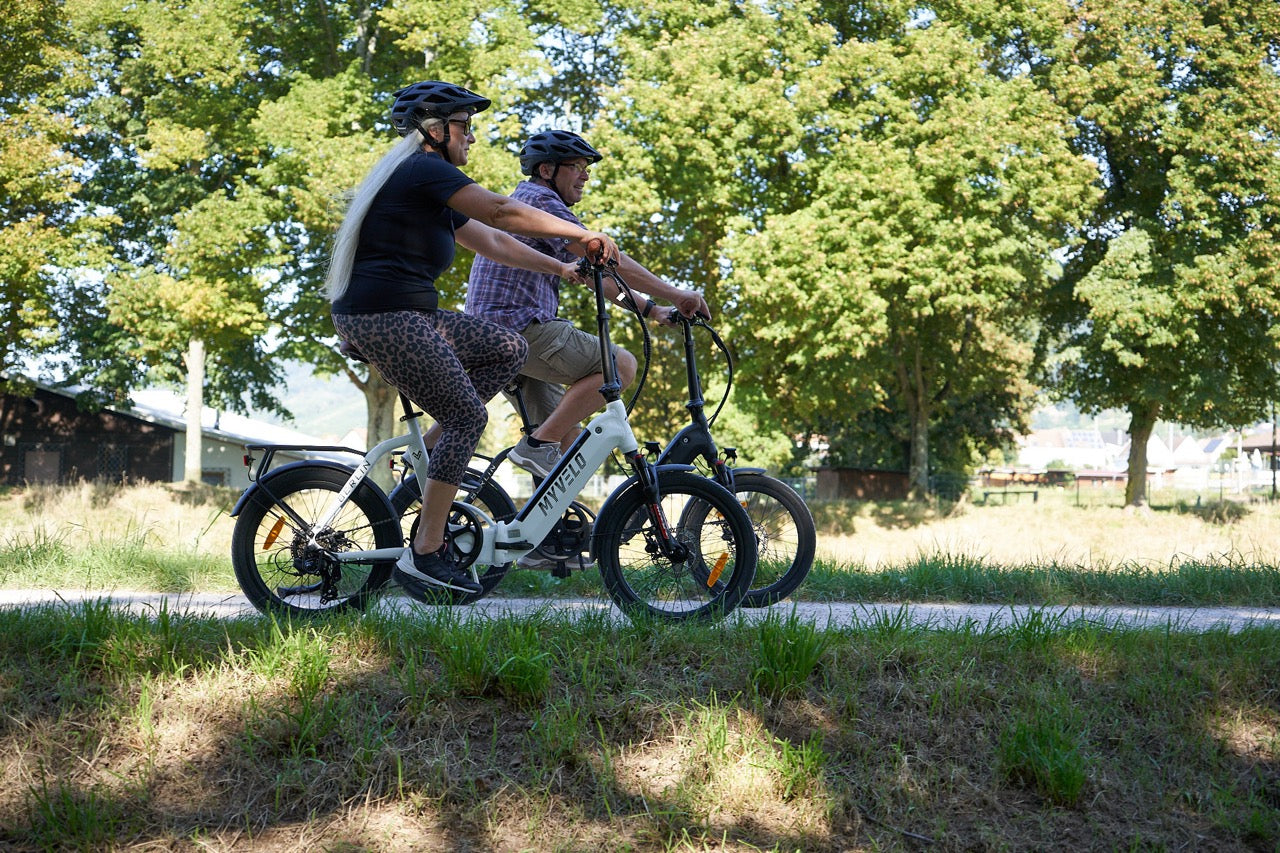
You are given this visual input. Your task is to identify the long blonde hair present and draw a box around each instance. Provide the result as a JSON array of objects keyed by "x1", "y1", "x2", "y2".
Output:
[{"x1": 325, "y1": 119, "x2": 444, "y2": 302}]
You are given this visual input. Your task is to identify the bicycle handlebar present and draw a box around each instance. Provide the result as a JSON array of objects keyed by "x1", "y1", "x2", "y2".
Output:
[{"x1": 575, "y1": 255, "x2": 617, "y2": 278}]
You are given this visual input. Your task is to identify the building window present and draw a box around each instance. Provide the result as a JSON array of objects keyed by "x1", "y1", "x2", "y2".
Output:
[
  {"x1": 23, "y1": 447, "x2": 61, "y2": 483},
  {"x1": 98, "y1": 445, "x2": 128, "y2": 482},
  {"x1": 201, "y1": 469, "x2": 228, "y2": 487}
]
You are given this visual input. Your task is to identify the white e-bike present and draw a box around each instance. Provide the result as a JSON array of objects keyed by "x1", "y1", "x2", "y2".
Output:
[{"x1": 229, "y1": 259, "x2": 758, "y2": 623}]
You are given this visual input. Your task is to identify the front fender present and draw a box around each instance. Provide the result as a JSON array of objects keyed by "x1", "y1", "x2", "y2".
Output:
[
  {"x1": 591, "y1": 464, "x2": 696, "y2": 558},
  {"x1": 231, "y1": 459, "x2": 394, "y2": 520}
]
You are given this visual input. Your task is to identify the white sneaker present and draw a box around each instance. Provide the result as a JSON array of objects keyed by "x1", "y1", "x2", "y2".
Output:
[{"x1": 508, "y1": 436, "x2": 561, "y2": 479}]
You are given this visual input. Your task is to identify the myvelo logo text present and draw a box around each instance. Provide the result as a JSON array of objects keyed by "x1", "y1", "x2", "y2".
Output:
[{"x1": 535, "y1": 451, "x2": 588, "y2": 518}]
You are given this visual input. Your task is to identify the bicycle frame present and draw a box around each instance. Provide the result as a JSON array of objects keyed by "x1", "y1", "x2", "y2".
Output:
[
  {"x1": 656, "y1": 315, "x2": 764, "y2": 488},
  {"x1": 259, "y1": 259, "x2": 656, "y2": 573}
]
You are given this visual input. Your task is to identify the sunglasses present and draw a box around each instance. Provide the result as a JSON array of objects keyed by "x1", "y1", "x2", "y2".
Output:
[{"x1": 448, "y1": 117, "x2": 474, "y2": 137}]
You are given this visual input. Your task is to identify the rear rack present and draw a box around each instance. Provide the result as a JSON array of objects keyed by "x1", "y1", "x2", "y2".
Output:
[{"x1": 243, "y1": 443, "x2": 369, "y2": 483}]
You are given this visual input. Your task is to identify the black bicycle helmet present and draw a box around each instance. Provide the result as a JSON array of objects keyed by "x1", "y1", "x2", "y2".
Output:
[
  {"x1": 391, "y1": 80, "x2": 491, "y2": 137},
  {"x1": 519, "y1": 130, "x2": 603, "y2": 175}
]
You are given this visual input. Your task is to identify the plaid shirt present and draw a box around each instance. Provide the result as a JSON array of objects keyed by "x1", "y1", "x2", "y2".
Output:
[{"x1": 465, "y1": 181, "x2": 581, "y2": 332}]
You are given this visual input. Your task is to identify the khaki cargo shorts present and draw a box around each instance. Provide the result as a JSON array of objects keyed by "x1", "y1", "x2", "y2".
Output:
[{"x1": 506, "y1": 318, "x2": 622, "y2": 427}]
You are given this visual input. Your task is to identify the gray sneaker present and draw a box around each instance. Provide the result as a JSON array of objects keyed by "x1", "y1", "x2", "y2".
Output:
[
  {"x1": 508, "y1": 436, "x2": 561, "y2": 479},
  {"x1": 517, "y1": 552, "x2": 595, "y2": 572}
]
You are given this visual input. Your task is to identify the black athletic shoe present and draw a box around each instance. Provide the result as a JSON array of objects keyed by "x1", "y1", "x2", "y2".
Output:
[{"x1": 394, "y1": 546, "x2": 482, "y2": 595}]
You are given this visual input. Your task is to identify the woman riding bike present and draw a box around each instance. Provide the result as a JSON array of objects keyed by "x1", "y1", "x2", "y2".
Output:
[{"x1": 326, "y1": 81, "x2": 618, "y2": 596}]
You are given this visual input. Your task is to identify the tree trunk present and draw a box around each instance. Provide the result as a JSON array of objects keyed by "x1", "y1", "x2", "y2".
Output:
[
  {"x1": 898, "y1": 341, "x2": 931, "y2": 501},
  {"x1": 183, "y1": 337, "x2": 205, "y2": 484},
  {"x1": 364, "y1": 371, "x2": 398, "y2": 491},
  {"x1": 907, "y1": 406, "x2": 930, "y2": 500},
  {"x1": 1124, "y1": 402, "x2": 1160, "y2": 507}
]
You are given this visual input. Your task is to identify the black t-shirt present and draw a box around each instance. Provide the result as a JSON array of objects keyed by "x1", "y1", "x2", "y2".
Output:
[{"x1": 333, "y1": 151, "x2": 476, "y2": 314}]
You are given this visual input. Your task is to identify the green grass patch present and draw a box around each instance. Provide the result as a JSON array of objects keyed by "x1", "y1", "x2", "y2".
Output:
[{"x1": 0, "y1": 605, "x2": 1274, "y2": 849}]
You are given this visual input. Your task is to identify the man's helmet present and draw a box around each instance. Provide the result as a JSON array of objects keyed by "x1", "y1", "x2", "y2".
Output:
[
  {"x1": 519, "y1": 130, "x2": 603, "y2": 175},
  {"x1": 391, "y1": 81, "x2": 491, "y2": 137}
]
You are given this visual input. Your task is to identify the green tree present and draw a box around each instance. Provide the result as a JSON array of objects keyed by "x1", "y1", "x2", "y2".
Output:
[
  {"x1": 0, "y1": 0, "x2": 115, "y2": 396},
  {"x1": 54, "y1": 0, "x2": 294, "y2": 480},
  {"x1": 570, "y1": 0, "x2": 831, "y2": 456},
  {"x1": 1037, "y1": 0, "x2": 1280, "y2": 506},
  {"x1": 726, "y1": 19, "x2": 1096, "y2": 497}
]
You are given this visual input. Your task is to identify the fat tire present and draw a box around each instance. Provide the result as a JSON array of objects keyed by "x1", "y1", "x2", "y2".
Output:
[
  {"x1": 720, "y1": 472, "x2": 816, "y2": 607},
  {"x1": 595, "y1": 470, "x2": 757, "y2": 622},
  {"x1": 231, "y1": 465, "x2": 400, "y2": 617}
]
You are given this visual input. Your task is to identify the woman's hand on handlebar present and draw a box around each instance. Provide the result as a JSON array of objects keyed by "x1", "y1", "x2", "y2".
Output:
[
  {"x1": 572, "y1": 230, "x2": 619, "y2": 267},
  {"x1": 559, "y1": 260, "x2": 589, "y2": 285}
]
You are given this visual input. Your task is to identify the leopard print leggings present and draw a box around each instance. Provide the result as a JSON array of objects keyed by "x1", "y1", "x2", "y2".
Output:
[{"x1": 331, "y1": 309, "x2": 528, "y2": 486}]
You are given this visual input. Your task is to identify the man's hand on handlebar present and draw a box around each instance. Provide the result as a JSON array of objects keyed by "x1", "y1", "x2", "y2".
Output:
[
  {"x1": 670, "y1": 289, "x2": 712, "y2": 321},
  {"x1": 559, "y1": 260, "x2": 589, "y2": 285}
]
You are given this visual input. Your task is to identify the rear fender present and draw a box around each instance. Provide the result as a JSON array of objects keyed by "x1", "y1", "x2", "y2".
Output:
[{"x1": 231, "y1": 459, "x2": 394, "y2": 520}]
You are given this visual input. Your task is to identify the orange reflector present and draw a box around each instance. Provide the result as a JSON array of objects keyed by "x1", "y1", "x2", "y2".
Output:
[
  {"x1": 706, "y1": 552, "x2": 729, "y2": 587},
  {"x1": 263, "y1": 517, "x2": 285, "y2": 549}
]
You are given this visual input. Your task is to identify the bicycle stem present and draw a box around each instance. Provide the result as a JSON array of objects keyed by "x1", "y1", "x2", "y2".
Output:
[{"x1": 590, "y1": 262, "x2": 623, "y2": 403}]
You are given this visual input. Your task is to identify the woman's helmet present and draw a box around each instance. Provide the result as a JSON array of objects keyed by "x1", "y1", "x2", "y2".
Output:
[
  {"x1": 519, "y1": 130, "x2": 603, "y2": 175},
  {"x1": 391, "y1": 81, "x2": 491, "y2": 137}
]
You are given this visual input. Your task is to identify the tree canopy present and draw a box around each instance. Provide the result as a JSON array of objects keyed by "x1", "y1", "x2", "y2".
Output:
[{"x1": 5, "y1": 0, "x2": 1278, "y2": 499}]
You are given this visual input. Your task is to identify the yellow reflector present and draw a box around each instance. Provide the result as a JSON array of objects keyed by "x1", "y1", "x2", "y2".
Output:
[
  {"x1": 263, "y1": 517, "x2": 285, "y2": 550},
  {"x1": 706, "y1": 552, "x2": 729, "y2": 587}
]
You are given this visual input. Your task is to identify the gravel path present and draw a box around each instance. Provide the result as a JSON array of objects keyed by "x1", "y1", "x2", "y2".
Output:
[{"x1": 2, "y1": 589, "x2": 1277, "y2": 633}]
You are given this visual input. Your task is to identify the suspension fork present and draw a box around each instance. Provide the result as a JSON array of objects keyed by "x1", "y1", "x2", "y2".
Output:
[
  {"x1": 710, "y1": 455, "x2": 737, "y2": 492},
  {"x1": 627, "y1": 448, "x2": 691, "y2": 562}
]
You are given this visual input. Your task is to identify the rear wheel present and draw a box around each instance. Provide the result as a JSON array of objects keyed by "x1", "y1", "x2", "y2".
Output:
[
  {"x1": 388, "y1": 471, "x2": 517, "y2": 604},
  {"x1": 595, "y1": 470, "x2": 757, "y2": 622},
  {"x1": 231, "y1": 465, "x2": 399, "y2": 617}
]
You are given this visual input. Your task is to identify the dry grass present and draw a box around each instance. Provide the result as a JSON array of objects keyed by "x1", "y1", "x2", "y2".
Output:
[
  {"x1": 6, "y1": 481, "x2": 1280, "y2": 578},
  {"x1": 812, "y1": 489, "x2": 1280, "y2": 569},
  {"x1": 6, "y1": 479, "x2": 239, "y2": 552}
]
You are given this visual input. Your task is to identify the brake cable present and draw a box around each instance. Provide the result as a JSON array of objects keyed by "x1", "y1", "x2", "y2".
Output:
[
  {"x1": 601, "y1": 266, "x2": 654, "y2": 416},
  {"x1": 692, "y1": 317, "x2": 733, "y2": 429}
]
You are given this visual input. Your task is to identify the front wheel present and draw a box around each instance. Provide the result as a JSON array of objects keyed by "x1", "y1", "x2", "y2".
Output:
[
  {"x1": 231, "y1": 464, "x2": 401, "y2": 618},
  {"x1": 595, "y1": 470, "x2": 757, "y2": 622},
  {"x1": 706, "y1": 472, "x2": 816, "y2": 608}
]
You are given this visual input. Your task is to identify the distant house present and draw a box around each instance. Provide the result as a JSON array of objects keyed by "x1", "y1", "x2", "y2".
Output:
[
  {"x1": 1014, "y1": 427, "x2": 1125, "y2": 470},
  {"x1": 1, "y1": 381, "x2": 337, "y2": 490},
  {"x1": 1014, "y1": 423, "x2": 1276, "y2": 492},
  {"x1": 1241, "y1": 428, "x2": 1279, "y2": 458}
]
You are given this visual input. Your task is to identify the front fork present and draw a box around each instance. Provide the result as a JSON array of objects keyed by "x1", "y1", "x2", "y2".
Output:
[
  {"x1": 628, "y1": 444, "x2": 691, "y2": 562},
  {"x1": 711, "y1": 447, "x2": 738, "y2": 493}
]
